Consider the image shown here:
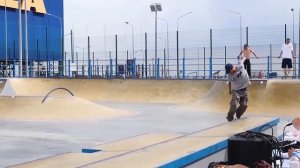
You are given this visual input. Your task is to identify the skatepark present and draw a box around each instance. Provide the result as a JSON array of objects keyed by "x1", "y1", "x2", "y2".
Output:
[{"x1": 0, "y1": 78, "x2": 297, "y2": 167}]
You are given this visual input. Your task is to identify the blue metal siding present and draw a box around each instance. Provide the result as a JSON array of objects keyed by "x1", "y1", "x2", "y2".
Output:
[{"x1": 0, "y1": 0, "x2": 64, "y2": 61}]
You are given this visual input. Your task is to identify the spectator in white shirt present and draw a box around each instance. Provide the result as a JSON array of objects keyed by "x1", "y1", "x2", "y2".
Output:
[{"x1": 278, "y1": 38, "x2": 296, "y2": 79}]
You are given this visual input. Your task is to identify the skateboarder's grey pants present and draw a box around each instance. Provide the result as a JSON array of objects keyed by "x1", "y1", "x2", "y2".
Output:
[{"x1": 227, "y1": 88, "x2": 248, "y2": 120}]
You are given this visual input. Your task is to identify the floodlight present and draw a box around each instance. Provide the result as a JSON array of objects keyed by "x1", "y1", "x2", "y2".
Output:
[
  {"x1": 150, "y1": 5, "x2": 156, "y2": 12},
  {"x1": 156, "y1": 4, "x2": 162, "y2": 11}
]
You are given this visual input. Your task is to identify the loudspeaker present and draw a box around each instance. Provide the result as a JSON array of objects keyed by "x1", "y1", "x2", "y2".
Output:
[{"x1": 228, "y1": 133, "x2": 273, "y2": 167}]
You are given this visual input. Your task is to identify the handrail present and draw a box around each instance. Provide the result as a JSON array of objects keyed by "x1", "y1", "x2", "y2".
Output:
[{"x1": 41, "y1": 87, "x2": 74, "y2": 104}]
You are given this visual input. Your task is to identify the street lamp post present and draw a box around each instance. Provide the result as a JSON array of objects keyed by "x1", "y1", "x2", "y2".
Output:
[
  {"x1": 158, "y1": 17, "x2": 169, "y2": 77},
  {"x1": 299, "y1": 3, "x2": 300, "y2": 78},
  {"x1": 292, "y1": 8, "x2": 295, "y2": 44},
  {"x1": 291, "y1": 8, "x2": 296, "y2": 77},
  {"x1": 177, "y1": 12, "x2": 192, "y2": 78},
  {"x1": 228, "y1": 10, "x2": 242, "y2": 51},
  {"x1": 45, "y1": 13, "x2": 63, "y2": 77},
  {"x1": 18, "y1": 0, "x2": 22, "y2": 77},
  {"x1": 45, "y1": 13, "x2": 63, "y2": 63},
  {"x1": 150, "y1": 3, "x2": 162, "y2": 78},
  {"x1": 4, "y1": 0, "x2": 8, "y2": 77},
  {"x1": 125, "y1": 22, "x2": 135, "y2": 59},
  {"x1": 25, "y1": 0, "x2": 29, "y2": 77}
]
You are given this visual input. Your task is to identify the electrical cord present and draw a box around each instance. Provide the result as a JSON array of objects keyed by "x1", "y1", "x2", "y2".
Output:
[
  {"x1": 258, "y1": 123, "x2": 274, "y2": 137},
  {"x1": 282, "y1": 122, "x2": 293, "y2": 141}
]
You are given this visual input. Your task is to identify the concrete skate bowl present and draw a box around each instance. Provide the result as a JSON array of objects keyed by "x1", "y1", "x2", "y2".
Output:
[
  {"x1": 192, "y1": 79, "x2": 300, "y2": 116},
  {"x1": 1, "y1": 78, "x2": 215, "y2": 103},
  {"x1": 1, "y1": 78, "x2": 299, "y2": 119},
  {"x1": 0, "y1": 78, "x2": 215, "y2": 121},
  {"x1": 0, "y1": 82, "x2": 130, "y2": 120}
]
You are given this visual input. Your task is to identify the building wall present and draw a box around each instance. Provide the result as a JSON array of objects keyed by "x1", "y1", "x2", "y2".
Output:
[{"x1": 0, "y1": 0, "x2": 64, "y2": 61}]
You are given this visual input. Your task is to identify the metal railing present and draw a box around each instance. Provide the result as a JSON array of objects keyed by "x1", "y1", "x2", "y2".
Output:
[{"x1": 0, "y1": 54, "x2": 298, "y2": 79}]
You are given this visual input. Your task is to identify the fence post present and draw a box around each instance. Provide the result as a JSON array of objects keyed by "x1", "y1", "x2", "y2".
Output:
[
  {"x1": 204, "y1": 47, "x2": 206, "y2": 78},
  {"x1": 109, "y1": 58, "x2": 113, "y2": 79},
  {"x1": 225, "y1": 46, "x2": 227, "y2": 65},
  {"x1": 88, "y1": 58, "x2": 91, "y2": 79},
  {"x1": 133, "y1": 58, "x2": 136, "y2": 78},
  {"x1": 13, "y1": 59, "x2": 16, "y2": 77},
  {"x1": 145, "y1": 32, "x2": 148, "y2": 78},
  {"x1": 157, "y1": 58, "x2": 160, "y2": 78},
  {"x1": 267, "y1": 56, "x2": 270, "y2": 79},
  {"x1": 29, "y1": 60, "x2": 32, "y2": 77},
  {"x1": 68, "y1": 59, "x2": 71, "y2": 78},
  {"x1": 209, "y1": 57, "x2": 213, "y2": 79},
  {"x1": 210, "y1": 28, "x2": 213, "y2": 79},
  {"x1": 115, "y1": 34, "x2": 118, "y2": 78},
  {"x1": 183, "y1": 56, "x2": 186, "y2": 79}
]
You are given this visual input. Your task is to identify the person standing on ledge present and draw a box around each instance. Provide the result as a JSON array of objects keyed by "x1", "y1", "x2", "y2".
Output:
[
  {"x1": 278, "y1": 38, "x2": 295, "y2": 79},
  {"x1": 238, "y1": 44, "x2": 258, "y2": 78},
  {"x1": 225, "y1": 56, "x2": 250, "y2": 122}
]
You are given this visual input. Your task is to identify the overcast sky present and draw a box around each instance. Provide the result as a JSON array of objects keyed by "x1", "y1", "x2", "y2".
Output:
[{"x1": 63, "y1": 0, "x2": 299, "y2": 37}]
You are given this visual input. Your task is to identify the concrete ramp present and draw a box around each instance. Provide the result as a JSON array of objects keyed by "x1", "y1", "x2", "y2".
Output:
[
  {"x1": 1, "y1": 78, "x2": 300, "y2": 118},
  {"x1": 0, "y1": 96, "x2": 130, "y2": 120},
  {"x1": 0, "y1": 78, "x2": 7, "y2": 94},
  {"x1": 190, "y1": 79, "x2": 299, "y2": 116},
  {"x1": 0, "y1": 78, "x2": 214, "y2": 103},
  {"x1": 264, "y1": 80, "x2": 300, "y2": 113}
]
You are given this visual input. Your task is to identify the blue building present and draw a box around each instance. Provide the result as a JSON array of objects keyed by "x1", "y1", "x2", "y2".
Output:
[{"x1": 0, "y1": 0, "x2": 64, "y2": 62}]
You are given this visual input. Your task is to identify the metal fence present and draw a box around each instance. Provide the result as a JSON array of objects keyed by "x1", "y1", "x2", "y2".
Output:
[{"x1": 0, "y1": 24, "x2": 299, "y2": 79}]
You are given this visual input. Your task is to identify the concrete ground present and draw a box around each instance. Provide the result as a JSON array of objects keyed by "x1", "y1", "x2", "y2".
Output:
[
  {"x1": 0, "y1": 78, "x2": 299, "y2": 167},
  {"x1": 0, "y1": 102, "x2": 225, "y2": 167}
]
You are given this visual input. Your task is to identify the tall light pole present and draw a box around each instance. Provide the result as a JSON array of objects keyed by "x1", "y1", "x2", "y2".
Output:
[
  {"x1": 228, "y1": 10, "x2": 242, "y2": 51},
  {"x1": 4, "y1": 0, "x2": 7, "y2": 77},
  {"x1": 177, "y1": 11, "x2": 192, "y2": 78},
  {"x1": 158, "y1": 17, "x2": 169, "y2": 77},
  {"x1": 150, "y1": 3, "x2": 162, "y2": 78},
  {"x1": 292, "y1": 8, "x2": 295, "y2": 44},
  {"x1": 25, "y1": 0, "x2": 29, "y2": 77},
  {"x1": 291, "y1": 8, "x2": 296, "y2": 77},
  {"x1": 299, "y1": 3, "x2": 300, "y2": 78},
  {"x1": 18, "y1": 0, "x2": 22, "y2": 77},
  {"x1": 45, "y1": 13, "x2": 63, "y2": 69},
  {"x1": 125, "y1": 22, "x2": 135, "y2": 59}
]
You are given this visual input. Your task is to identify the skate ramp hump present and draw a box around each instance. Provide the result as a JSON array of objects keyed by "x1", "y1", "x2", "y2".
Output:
[
  {"x1": 0, "y1": 96, "x2": 131, "y2": 120},
  {"x1": 1, "y1": 78, "x2": 214, "y2": 103}
]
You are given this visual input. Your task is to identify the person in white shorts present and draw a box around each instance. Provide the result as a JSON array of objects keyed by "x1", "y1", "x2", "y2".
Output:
[{"x1": 278, "y1": 38, "x2": 296, "y2": 79}]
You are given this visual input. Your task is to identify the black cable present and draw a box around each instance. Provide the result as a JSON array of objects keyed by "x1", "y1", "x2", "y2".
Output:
[
  {"x1": 258, "y1": 123, "x2": 274, "y2": 137},
  {"x1": 282, "y1": 123, "x2": 293, "y2": 141}
]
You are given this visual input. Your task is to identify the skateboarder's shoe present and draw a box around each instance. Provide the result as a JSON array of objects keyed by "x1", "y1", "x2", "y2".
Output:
[
  {"x1": 236, "y1": 105, "x2": 248, "y2": 119},
  {"x1": 226, "y1": 116, "x2": 234, "y2": 122}
]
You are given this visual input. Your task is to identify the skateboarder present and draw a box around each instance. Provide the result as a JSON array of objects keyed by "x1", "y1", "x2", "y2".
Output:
[{"x1": 225, "y1": 56, "x2": 250, "y2": 122}]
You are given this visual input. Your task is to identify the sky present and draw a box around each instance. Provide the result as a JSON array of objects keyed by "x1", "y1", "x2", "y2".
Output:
[{"x1": 63, "y1": 0, "x2": 300, "y2": 37}]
